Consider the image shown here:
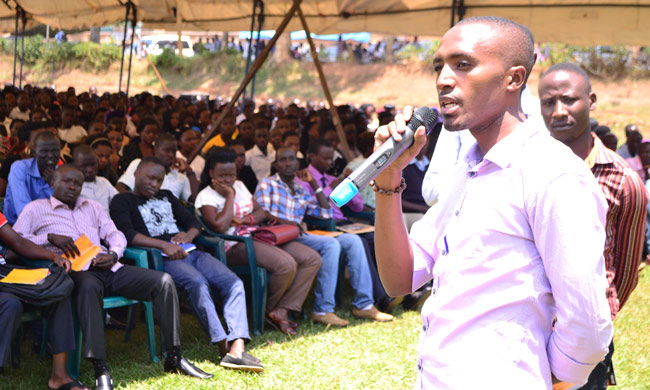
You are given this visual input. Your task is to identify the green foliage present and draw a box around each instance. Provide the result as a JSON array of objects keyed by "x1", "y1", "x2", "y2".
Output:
[
  {"x1": 0, "y1": 35, "x2": 121, "y2": 72},
  {"x1": 71, "y1": 41, "x2": 121, "y2": 71},
  {"x1": 395, "y1": 41, "x2": 440, "y2": 62}
]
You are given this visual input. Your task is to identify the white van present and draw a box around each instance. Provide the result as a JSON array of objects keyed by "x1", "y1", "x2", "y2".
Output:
[{"x1": 142, "y1": 34, "x2": 195, "y2": 57}]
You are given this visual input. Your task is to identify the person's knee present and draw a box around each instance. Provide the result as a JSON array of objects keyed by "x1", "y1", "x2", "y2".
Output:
[
  {"x1": 0, "y1": 296, "x2": 22, "y2": 317},
  {"x1": 74, "y1": 275, "x2": 103, "y2": 298},
  {"x1": 274, "y1": 256, "x2": 298, "y2": 275}
]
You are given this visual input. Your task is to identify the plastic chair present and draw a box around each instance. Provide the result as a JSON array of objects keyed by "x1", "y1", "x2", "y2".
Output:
[
  {"x1": 341, "y1": 206, "x2": 375, "y2": 225},
  {"x1": 303, "y1": 215, "x2": 337, "y2": 231},
  {"x1": 194, "y1": 217, "x2": 269, "y2": 337},
  {"x1": 22, "y1": 252, "x2": 159, "y2": 379}
]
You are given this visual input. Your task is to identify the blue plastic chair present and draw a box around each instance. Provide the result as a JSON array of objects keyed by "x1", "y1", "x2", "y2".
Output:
[
  {"x1": 194, "y1": 216, "x2": 269, "y2": 337},
  {"x1": 22, "y1": 251, "x2": 159, "y2": 379}
]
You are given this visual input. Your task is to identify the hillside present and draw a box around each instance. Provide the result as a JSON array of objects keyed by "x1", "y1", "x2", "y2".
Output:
[{"x1": 1, "y1": 55, "x2": 649, "y2": 137}]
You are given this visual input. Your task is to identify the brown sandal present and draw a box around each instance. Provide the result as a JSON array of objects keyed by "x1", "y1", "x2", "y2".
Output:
[{"x1": 266, "y1": 313, "x2": 297, "y2": 336}]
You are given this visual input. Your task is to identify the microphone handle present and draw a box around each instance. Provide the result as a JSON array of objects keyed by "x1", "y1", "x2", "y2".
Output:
[{"x1": 348, "y1": 126, "x2": 415, "y2": 190}]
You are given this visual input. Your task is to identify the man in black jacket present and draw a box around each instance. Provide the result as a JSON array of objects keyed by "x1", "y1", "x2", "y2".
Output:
[{"x1": 110, "y1": 157, "x2": 263, "y2": 372}]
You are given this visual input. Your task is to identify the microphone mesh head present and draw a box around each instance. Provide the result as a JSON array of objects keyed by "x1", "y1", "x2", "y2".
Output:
[{"x1": 412, "y1": 107, "x2": 439, "y2": 134}]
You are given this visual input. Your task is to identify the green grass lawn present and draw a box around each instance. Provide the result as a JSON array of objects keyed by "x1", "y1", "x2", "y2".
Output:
[{"x1": 2, "y1": 270, "x2": 649, "y2": 389}]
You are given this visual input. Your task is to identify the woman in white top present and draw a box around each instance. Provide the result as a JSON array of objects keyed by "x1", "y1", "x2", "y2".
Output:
[{"x1": 195, "y1": 148, "x2": 321, "y2": 336}]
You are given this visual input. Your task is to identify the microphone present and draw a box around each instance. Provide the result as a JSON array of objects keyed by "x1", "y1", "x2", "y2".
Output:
[{"x1": 330, "y1": 106, "x2": 439, "y2": 207}]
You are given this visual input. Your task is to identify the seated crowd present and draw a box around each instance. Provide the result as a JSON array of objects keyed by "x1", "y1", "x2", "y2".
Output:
[{"x1": 0, "y1": 85, "x2": 435, "y2": 390}]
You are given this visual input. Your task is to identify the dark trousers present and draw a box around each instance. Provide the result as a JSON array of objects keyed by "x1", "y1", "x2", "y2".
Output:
[
  {"x1": 0, "y1": 292, "x2": 75, "y2": 367},
  {"x1": 70, "y1": 265, "x2": 180, "y2": 360},
  {"x1": 578, "y1": 340, "x2": 615, "y2": 390},
  {"x1": 358, "y1": 232, "x2": 391, "y2": 304}
]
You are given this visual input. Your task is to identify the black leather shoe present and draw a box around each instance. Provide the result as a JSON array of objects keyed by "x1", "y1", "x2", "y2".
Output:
[
  {"x1": 165, "y1": 356, "x2": 214, "y2": 379},
  {"x1": 95, "y1": 373, "x2": 114, "y2": 390}
]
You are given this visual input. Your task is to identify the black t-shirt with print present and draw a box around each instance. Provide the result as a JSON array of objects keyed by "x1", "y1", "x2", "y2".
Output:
[{"x1": 110, "y1": 189, "x2": 201, "y2": 244}]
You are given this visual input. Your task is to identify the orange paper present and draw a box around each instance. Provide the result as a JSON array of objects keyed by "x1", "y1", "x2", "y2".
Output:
[
  {"x1": 64, "y1": 234, "x2": 101, "y2": 271},
  {"x1": 307, "y1": 230, "x2": 343, "y2": 238},
  {"x1": 0, "y1": 268, "x2": 50, "y2": 285}
]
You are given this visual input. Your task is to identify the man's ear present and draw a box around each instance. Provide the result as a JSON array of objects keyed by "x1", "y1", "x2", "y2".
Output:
[
  {"x1": 589, "y1": 92, "x2": 597, "y2": 112},
  {"x1": 505, "y1": 65, "x2": 527, "y2": 93}
]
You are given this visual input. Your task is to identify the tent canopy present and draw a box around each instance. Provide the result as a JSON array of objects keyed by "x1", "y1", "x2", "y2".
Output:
[{"x1": 1, "y1": 1, "x2": 650, "y2": 45}]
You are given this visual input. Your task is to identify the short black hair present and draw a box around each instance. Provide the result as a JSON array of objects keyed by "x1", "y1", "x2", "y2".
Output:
[
  {"x1": 154, "y1": 132, "x2": 176, "y2": 148},
  {"x1": 72, "y1": 144, "x2": 94, "y2": 161},
  {"x1": 205, "y1": 147, "x2": 236, "y2": 168},
  {"x1": 32, "y1": 130, "x2": 59, "y2": 148},
  {"x1": 540, "y1": 62, "x2": 591, "y2": 92},
  {"x1": 593, "y1": 125, "x2": 611, "y2": 137},
  {"x1": 136, "y1": 156, "x2": 165, "y2": 171},
  {"x1": 53, "y1": 163, "x2": 82, "y2": 180},
  {"x1": 456, "y1": 16, "x2": 535, "y2": 83},
  {"x1": 137, "y1": 118, "x2": 160, "y2": 134},
  {"x1": 308, "y1": 138, "x2": 332, "y2": 155},
  {"x1": 282, "y1": 130, "x2": 300, "y2": 143}
]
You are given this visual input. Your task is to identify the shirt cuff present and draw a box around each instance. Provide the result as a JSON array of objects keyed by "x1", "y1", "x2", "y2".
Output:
[{"x1": 547, "y1": 332, "x2": 597, "y2": 385}]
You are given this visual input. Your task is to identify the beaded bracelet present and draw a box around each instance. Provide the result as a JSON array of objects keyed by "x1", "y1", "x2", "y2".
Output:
[{"x1": 369, "y1": 177, "x2": 407, "y2": 195}]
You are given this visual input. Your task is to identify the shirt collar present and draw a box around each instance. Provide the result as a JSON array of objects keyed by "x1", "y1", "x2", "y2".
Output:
[
  {"x1": 308, "y1": 164, "x2": 327, "y2": 182},
  {"x1": 465, "y1": 120, "x2": 537, "y2": 170},
  {"x1": 27, "y1": 158, "x2": 41, "y2": 178},
  {"x1": 585, "y1": 133, "x2": 615, "y2": 169},
  {"x1": 49, "y1": 195, "x2": 88, "y2": 210},
  {"x1": 409, "y1": 156, "x2": 430, "y2": 171}
]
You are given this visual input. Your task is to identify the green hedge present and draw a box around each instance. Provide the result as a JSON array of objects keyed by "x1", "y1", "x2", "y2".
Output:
[{"x1": 0, "y1": 35, "x2": 121, "y2": 72}]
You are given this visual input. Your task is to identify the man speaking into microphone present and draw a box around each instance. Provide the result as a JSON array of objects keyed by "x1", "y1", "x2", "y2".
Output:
[{"x1": 372, "y1": 17, "x2": 613, "y2": 389}]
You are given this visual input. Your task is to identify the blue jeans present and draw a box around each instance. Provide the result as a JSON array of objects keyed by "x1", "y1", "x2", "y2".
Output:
[
  {"x1": 297, "y1": 233, "x2": 374, "y2": 313},
  {"x1": 163, "y1": 250, "x2": 250, "y2": 343}
]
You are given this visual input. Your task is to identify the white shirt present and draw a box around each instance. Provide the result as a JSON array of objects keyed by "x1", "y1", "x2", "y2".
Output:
[
  {"x1": 409, "y1": 121, "x2": 613, "y2": 388},
  {"x1": 80, "y1": 176, "x2": 118, "y2": 215},
  {"x1": 245, "y1": 144, "x2": 275, "y2": 180},
  {"x1": 58, "y1": 125, "x2": 88, "y2": 144},
  {"x1": 176, "y1": 150, "x2": 205, "y2": 178},
  {"x1": 118, "y1": 158, "x2": 192, "y2": 202},
  {"x1": 9, "y1": 107, "x2": 30, "y2": 121},
  {"x1": 194, "y1": 181, "x2": 253, "y2": 237}
]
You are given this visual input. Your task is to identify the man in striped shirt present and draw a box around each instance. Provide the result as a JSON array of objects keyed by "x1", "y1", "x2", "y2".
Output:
[{"x1": 539, "y1": 62, "x2": 648, "y2": 389}]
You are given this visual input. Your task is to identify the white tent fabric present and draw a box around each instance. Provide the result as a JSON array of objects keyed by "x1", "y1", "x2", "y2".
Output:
[{"x1": 1, "y1": 1, "x2": 650, "y2": 45}]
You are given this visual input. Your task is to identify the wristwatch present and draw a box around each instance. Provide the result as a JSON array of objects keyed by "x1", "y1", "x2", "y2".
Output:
[{"x1": 107, "y1": 250, "x2": 119, "y2": 264}]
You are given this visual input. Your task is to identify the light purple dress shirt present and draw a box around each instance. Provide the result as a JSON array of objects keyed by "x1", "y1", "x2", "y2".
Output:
[
  {"x1": 305, "y1": 164, "x2": 364, "y2": 220},
  {"x1": 14, "y1": 196, "x2": 126, "y2": 272},
  {"x1": 409, "y1": 121, "x2": 613, "y2": 388}
]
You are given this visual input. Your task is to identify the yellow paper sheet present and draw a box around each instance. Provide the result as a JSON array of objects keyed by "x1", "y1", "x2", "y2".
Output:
[
  {"x1": 64, "y1": 234, "x2": 101, "y2": 272},
  {"x1": 1, "y1": 268, "x2": 50, "y2": 285}
]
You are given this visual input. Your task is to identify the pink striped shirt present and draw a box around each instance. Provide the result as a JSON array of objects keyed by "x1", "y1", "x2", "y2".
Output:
[{"x1": 13, "y1": 196, "x2": 126, "y2": 272}]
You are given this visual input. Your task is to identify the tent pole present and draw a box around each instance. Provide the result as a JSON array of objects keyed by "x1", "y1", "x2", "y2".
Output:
[
  {"x1": 243, "y1": 0, "x2": 258, "y2": 101},
  {"x1": 126, "y1": 5, "x2": 137, "y2": 97},
  {"x1": 450, "y1": 0, "x2": 457, "y2": 28},
  {"x1": 250, "y1": 0, "x2": 264, "y2": 101},
  {"x1": 298, "y1": 6, "x2": 352, "y2": 162},
  {"x1": 118, "y1": 2, "x2": 131, "y2": 93},
  {"x1": 12, "y1": 9, "x2": 19, "y2": 86},
  {"x1": 186, "y1": 0, "x2": 303, "y2": 164},
  {"x1": 19, "y1": 9, "x2": 25, "y2": 89},
  {"x1": 457, "y1": 0, "x2": 465, "y2": 21}
]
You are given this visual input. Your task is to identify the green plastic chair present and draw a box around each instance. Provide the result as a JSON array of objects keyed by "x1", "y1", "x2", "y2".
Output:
[{"x1": 22, "y1": 250, "x2": 159, "y2": 379}]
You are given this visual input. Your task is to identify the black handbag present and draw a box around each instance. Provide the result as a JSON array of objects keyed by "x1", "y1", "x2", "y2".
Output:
[{"x1": 0, "y1": 264, "x2": 73, "y2": 306}]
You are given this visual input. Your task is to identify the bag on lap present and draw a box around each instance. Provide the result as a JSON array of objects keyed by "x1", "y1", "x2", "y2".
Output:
[{"x1": 0, "y1": 264, "x2": 74, "y2": 306}]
